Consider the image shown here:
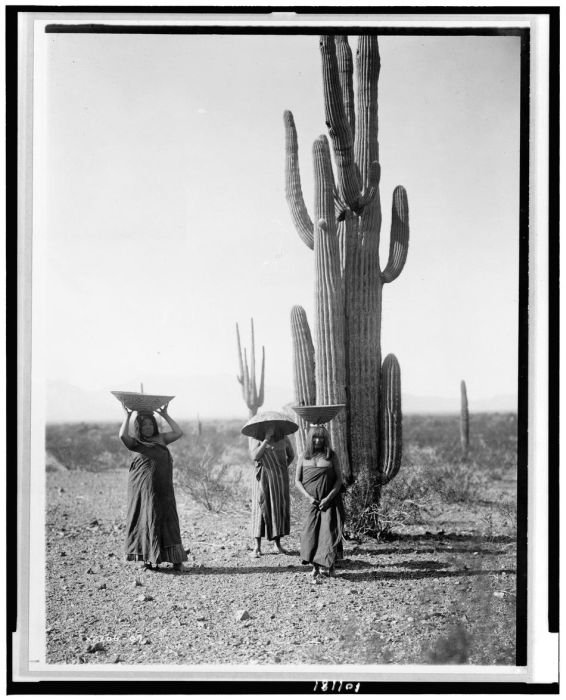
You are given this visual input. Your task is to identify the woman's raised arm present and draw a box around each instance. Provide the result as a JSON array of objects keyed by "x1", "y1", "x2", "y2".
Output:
[
  {"x1": 119, "y1": 406, "x2": 137, "y2": 450},
  {"x1": 156, "y1": 405, "x2": 184, "y2": 445}
]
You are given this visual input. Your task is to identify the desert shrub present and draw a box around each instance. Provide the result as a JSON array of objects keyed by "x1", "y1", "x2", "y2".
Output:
[
  {"x1": 426, "y1": 459, "x2": 489, "y2": 503},
  {"x1": 45, "y1": 422, "x2": 130, "y2": 471},
  {"x1": 343, "y1": 463, "x2": 434, "y2": 540},
  {"x1": 172, "y1": 423, "x2": 250, "y2": 513}
]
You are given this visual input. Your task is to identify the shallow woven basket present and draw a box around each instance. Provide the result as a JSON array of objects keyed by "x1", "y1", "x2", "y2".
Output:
[
  {"x1": 110, "y1": 391, "x2": 175, "y2": 412},
  {"x1": 292, "y1": 404, "x2": 346, "y2": 425}
]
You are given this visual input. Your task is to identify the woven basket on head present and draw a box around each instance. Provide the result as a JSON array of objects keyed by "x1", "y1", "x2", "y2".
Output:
[
  {"x1": 110, "y1": 391, "x2": 175, "y2": 413},
  {"x1": 291, "y1": 404, "x2": 346, "y2": 425}
]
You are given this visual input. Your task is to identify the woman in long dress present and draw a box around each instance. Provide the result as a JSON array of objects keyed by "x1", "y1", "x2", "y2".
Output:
[
  {"x1": 249, "y1": 425, "x2": 295, "y2": 557},
  {"x1": 295, "y1": 425, "x2": 344, "y2": 580},
  {"x1": 119, "y1": 405, "x2": 189, "y2": 572}
]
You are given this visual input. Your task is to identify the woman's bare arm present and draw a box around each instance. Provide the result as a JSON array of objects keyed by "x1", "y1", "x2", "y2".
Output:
[
  {"x1": 156, "y1": 405, "x2": 183, "y2": 445},
  {"x1": 318, "y1": 452, "x2": 344, "y2": 510},
  {"x1": 250, "y1": 427, "x2": 275, "y2": 461},
  {"x1": 119, "y1": 407, "x2": 137, "y2": 450}
]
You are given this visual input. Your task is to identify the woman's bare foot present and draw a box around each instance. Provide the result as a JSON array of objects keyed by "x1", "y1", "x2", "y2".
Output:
[
  {"x1": 273, "y1": 538, "x2": 289, "y2": 555},
  {"x1": 251, "y1": 548, "x2": 261, "y2": 558}
]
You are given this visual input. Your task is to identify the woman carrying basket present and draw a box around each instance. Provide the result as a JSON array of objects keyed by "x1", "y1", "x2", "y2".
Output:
[
  {"x1": 295, "y1": 425, "x2": 344, "y2": 580},
  {"x1": 242, "y1": 412, "x2": 297, "y2": 558},
  {"x1": 119, "y1": 404, "x2": 189, "y2": 572}
]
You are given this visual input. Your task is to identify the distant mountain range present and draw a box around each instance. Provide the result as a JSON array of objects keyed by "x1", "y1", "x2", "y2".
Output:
[{"x1": 45, "y1": 377, "x2": 517, "y2": 423}]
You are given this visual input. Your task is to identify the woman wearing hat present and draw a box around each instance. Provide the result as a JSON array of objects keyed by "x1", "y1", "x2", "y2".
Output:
[
  {"x1": 119, "y1": 405, "x2": 189, "y2": 572},
  {"x1": 295, "y1": 425, "x2": 344, "y2": 580},
  {"x1": 245, "y1": 417, "x2": 296, "y2": 558}
]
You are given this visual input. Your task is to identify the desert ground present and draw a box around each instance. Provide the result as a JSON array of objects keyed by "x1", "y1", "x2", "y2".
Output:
[{"x1": 45, "y1": 413, "x2": 518, "y2": 665}]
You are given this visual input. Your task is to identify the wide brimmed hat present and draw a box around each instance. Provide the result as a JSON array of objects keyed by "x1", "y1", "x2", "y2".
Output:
[
  {"x1": 111, "y1": 391, "x2": 175, "y2": 413},
  {"x1": 241, "y1": 411, "x2": 299, "y2": 441},
  {"x1": 292, "y1": 404, "x2": 346, "y2": 425}
]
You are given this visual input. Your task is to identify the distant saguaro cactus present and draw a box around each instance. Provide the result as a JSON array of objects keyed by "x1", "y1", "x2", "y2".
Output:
[
  {"x1": 460, "y1": 380, "x2": 470, "y2": 455},
  {"x1": 236, "y1": 319, "x2": 265, "y2": 417},
  {"x1": 285, "y1": 35, "x2": 409, "y2": 494}
]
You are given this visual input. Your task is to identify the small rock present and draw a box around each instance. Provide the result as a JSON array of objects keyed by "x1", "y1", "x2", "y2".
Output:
[
  {"x1": 270, "y1": 613, "x2": 276, "y2": 619},
  {"x1": 98, "y1": 583, "x2": 107, "y2": 590},
  {"x1": 86, "y1": 642, "x2": 105, "y2": 653},
  {"x1": 142, "y1": 638, "x2": 151, "y2": 645},
  {"x1": 60, "y1": 551, "x2": 67, "y2": 557},
  {"x1": 407, "y1": 616, "x2": 414, "y2": 622},
  {"x1": 85, "y1": 567, "x2": 95, "y2": 574},
  {"x1": 348, "y1": 589, "x2": 358, "y2": 595},
  {"x1": 113, "y1": 654, "x2": 121, "y2": 663},
  {"x1": 197, "y1": 621, "x2": 207, "y2": 628},
  {"x1": 58, "y1": 487, "x2": 65, "y2": 493},
  {"x1": 316, "y1": 602, "x2": 326, "y2": 610},
  {"x1": 134, "y1": 577, "x2": 143, "y2": 587},
  {"x1": 273, "y1": 656, "x2": 282, "y2": 663},
  {"x1": 196, "y1": 616, "x2": 207, "y2": 621},
  {"x1": 235, "y1": 609, "x2": 250, "y2": 621},
  {"x1": 493, "y1": 591, "x2": 505, "y2": 598},
  {"x1": 138, "y1": 593, "x2": 154, "y2": 602}
]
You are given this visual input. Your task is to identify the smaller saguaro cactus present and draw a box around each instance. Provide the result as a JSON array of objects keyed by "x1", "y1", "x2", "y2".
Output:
[
  {"x1": 236, "y1": 319, "x2": 265, "y2": 417},
  {"x1": 460, "y1": 380, "x2": 470, "y2": 455},
  {"x1": 290, "y1": 305, "x2": 316, "y2": 454},
  {"x1": 378, "y1": 354, "x2": 403, "y2": 485}
]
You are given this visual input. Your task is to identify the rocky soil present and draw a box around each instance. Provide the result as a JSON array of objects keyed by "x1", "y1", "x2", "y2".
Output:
[{"x1": 46, "y1": 468, "x2": 517, "y2": 666}]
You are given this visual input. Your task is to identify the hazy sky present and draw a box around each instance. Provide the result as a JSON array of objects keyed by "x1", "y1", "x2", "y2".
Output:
[{"x1": 39, "y1": 30, "x2": 521, "y2": 413}]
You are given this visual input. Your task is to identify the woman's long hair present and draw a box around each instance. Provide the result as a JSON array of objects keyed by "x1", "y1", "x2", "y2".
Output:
[
  {"x1": 303, "y1": 425, "x2": 332, "y2": 460},
  {"x1": 134, "y1": 412, "x2": 158, "y2": 440}
]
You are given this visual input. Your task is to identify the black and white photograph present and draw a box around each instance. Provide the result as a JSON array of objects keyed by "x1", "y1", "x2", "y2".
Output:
[{"x1": 10, "y1": 4, "x2": 558, "y2": 692}]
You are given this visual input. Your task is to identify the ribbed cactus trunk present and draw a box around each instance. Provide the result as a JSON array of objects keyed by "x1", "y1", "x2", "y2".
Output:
[
  {"x1": 290, "y1": 305, "x2": 316, "y2": 455},
  {"x1": 285, "y1": 35, "x2": 409, "y2": 493},
  {"x1": 460, "y1": 380, "x2": 470, "y2": 455}
]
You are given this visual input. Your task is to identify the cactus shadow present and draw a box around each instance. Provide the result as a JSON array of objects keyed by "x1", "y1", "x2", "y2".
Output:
[{"x1": 336, "y1": 566, "x2": 516, "y2": 583}]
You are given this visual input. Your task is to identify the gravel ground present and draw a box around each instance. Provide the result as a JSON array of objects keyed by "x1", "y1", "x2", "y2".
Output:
[{"x1": 46, "y1": 469, "x2": 517, "y2": 666}]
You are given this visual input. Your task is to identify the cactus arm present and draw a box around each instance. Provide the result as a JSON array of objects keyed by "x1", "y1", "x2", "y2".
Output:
[
  {"x1": 242, "y1": 348, "x2": 250, "y2": 404},
  {"x1": 335, "y1": 36, "x2": 355, "y2": 141},
  {"x1": 249, "y1": 318, "x2": 257, "y2": 402},
  {"x1": 236, "y1": 323, "x2": 244, "y2": 385},
  {"x1": 257, "y1": 346, "x2": 265, "y2": 406},
  {"x1": 378, "y1": 354, "x2": 402, "y2": 484},
  {"x1": 320, "y1": 35, "x2": 362, "y2": 210},
  {"x1": 284, "y1": 110, "x2": 314, "y2": 249},
  {"x1": 354, "y1": 36, "x2": 380, "y2": 186},
  {"x1": 382, "y1": 186, "x2": 409, "y2": 284}
]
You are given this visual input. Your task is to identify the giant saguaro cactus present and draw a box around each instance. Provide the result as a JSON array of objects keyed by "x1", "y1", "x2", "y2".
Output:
[
  {"x1": 236, "y1": 319, "x2": 265, "y2": 417},
  {"x1": 285, "y1": 35, "x2": 409, "y2": 491}
]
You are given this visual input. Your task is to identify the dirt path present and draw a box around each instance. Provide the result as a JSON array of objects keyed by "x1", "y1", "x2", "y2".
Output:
[{"x1": 46, "y1": 469, "x2": 517, "y2": 666}]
